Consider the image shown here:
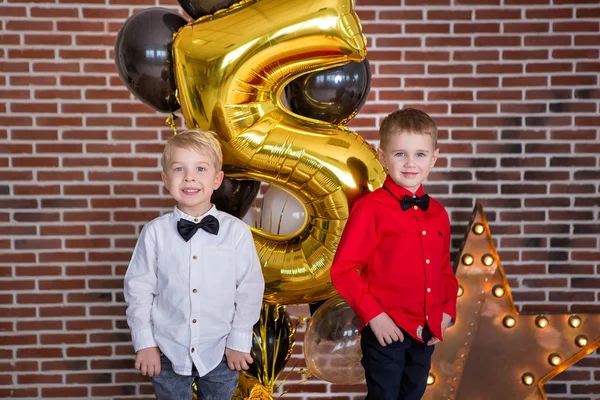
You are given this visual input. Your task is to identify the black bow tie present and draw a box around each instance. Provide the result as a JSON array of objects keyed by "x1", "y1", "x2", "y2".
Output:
[
  {"x1": 400, "y1": 194, "x2": 430, "y2": 211},
  {"x1": 177, "y1": 215, "x2": 219, "y2": 242}
]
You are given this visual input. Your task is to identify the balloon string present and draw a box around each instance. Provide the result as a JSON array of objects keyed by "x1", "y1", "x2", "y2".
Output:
[
  {"x1": 259, "y1": 304, "x2": 269, "y2": 388},
  {"x1": 274, "y1": 313, "x2": 302, "y2": 395},
  {"x1": 165, "y1": 113, "x2": 178, "y2": 135},
  {"x1": 272, "y1": 305, "x2": 295, "y2": 392},
  {"x1": 276, "y1": 362, "x2": 311, "y2": 396},
  {"x1": 267, "y1": 305, "x2": 280, "y2": 391}
]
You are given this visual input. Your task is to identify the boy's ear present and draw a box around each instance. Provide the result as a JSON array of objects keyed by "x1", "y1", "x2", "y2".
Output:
[
  {"x1": 377, "y1": 147, "x2": 387, "y2": 169},
  {"x1": 160, "y1": 171, "x2": 169, "y2": 189},
  {"x1": 213, "y1": 170, "x2": 225, "y2": 190},
  {"x1": 431, "y1": 148, "x2": 440, "y2": 167}
]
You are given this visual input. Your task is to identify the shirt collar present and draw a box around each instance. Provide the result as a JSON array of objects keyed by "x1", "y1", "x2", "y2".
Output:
[
  {"x1": 172, "y1": 205, "x2": 217, "y2": 223},
  {"x1": 383, "y1": 175, "x2": 426, "y2": 199}
]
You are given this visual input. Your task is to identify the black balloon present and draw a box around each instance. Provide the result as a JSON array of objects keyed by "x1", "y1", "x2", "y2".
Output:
[
  {"x1": 114, "y1": 8, "x2": 187, "y2": 113},
  {"x1": 248, "y1": 304, "x2": 295, "y2": 389},
  {"x1": 309, "y1": 300, "x2": 325, "y2": 316},
  {"x1": 177, "y1": 0, "x2": 239, "y2": 20},
  {"x1": 211, "y1": 177, "x2": 260, "y2": 218},
  {"x1": 284, "y1": 58, "x2": 372, "y2": 125}
]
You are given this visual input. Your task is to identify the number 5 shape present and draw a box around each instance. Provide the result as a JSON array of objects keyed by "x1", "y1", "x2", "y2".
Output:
[{"x1": 173, "y1": 0, "x2": 386, "y2": 304}]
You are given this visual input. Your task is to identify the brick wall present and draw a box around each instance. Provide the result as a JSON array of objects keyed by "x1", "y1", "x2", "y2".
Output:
[{"x1": 1, "y1": 0, "x2": 598, "y2": 399}]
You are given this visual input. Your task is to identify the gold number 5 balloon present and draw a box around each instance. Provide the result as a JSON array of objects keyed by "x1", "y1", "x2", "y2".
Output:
[{"x1": 173, "y1": 0, "x2": 385, "y2": 304}]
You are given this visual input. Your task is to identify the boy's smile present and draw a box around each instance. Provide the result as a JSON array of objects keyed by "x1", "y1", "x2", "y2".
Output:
[
  {"x1": 377, "y1": 131, "x2": 439, "y2": 194},
  {"x1": 161, "y1": 146, "x2": 224, "y2": 216}
]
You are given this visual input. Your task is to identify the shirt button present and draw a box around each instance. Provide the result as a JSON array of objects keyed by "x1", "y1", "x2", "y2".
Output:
[
  {"x1": 192, "y1": 289, "x2": 197, "y2": 294},
  {"x1": 191, "y1": 348, "x2": 195, "y2": 353},
  {"x1": 193, "y1": 218, "x2": 198, "y2": 222},
  {"x1": 193, "y1": 255, "x2": 197, "y2": 260},
  {"x1": 413, "y1": 205, "x2": 418, "y2": 210},
  {"x1": 427, "y1": 288, "x2": 431, "y2": 293},
  {"x1": 426, "y1": 259, "x2": 430, "y2": 264},
  {"x1": 192, "y1": 319, "x2": 197, "y2": 323},
  {"x1": 426, "y1": 316, "x2": 429, "y2": 320},
  {"x1": 422, "y1": 230, "x2": 427, "y2": 235}
]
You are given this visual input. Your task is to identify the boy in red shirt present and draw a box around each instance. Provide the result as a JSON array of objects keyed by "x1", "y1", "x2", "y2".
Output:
[{"x1": 331, "y1": 108, "x2": 458, "y2": 400}]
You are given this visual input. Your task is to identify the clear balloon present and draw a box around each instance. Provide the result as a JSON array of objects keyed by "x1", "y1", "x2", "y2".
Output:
[
  {"x1": 177, "y1": 0, "x2": 240, "y2": 20},
  {"x1": 285, "y1": 58, "x2": 372, "y2": 125},
  {"x1": 303, "y1": 295, "x2": 365, "y2": 384},
  {"x1": 114, "y1": 8, "x2": 187, "y2": 113},
  {"x1": 173, "y1": 0, "x2": 386, "y2": 305}
]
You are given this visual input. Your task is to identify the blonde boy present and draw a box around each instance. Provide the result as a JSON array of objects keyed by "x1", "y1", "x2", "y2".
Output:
[{"x1": 124, "y1": 130, "x2": 265, "y2": 400}]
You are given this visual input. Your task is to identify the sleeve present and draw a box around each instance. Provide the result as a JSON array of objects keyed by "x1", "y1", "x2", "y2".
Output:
[
  {"x1": 330, "y1": 198, "x2": 384, "y2": 324},
  {"x1": 440, "y1": 209, "x2": 458, "y2": 322},
  {"x1": 123, "y1": 224, "x2": 159, "y2": 352},
  {"x1": 226, "y1": 224, "x2": 265, "y2": 352}
]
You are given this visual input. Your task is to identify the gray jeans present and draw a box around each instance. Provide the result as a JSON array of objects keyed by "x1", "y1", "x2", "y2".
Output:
[{"x1": 152, "y1": 354, "x2": 238, "y2": 400}]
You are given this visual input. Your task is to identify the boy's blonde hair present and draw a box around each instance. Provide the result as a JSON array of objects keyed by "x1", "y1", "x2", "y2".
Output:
[
  {"x1": 379, "y1": 108, "x2": 438, "y2": 150},
  {"x1": 161, "y1": 129, "x2": 223, "y2": 172}
]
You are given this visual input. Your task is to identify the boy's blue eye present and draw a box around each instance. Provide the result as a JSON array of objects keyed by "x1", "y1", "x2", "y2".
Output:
[
  {"x1": 394, "y1": 152, "x2": 405, "y2": 157},
  {"x1": 197, "y1": 166, "x2": 205, "y2": 172},
  {"x1": 417, "y1": 153, "x2": 425, "y2": 157},
  {"x1": 174, "y1": 167, "x2": 183, "y2": 172}
]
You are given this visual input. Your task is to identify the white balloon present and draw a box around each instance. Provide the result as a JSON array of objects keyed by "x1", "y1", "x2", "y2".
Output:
[
  {"x1": 241, "y1": 205, "x2": 259, "y2": 227},
  {"x1": 259, "y1": 186, "x2": 306, "y2": 235}
]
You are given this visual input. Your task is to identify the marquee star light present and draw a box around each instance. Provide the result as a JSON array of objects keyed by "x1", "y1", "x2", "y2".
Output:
[{"x1": 424, "y1": 204, "x2": 600, "y2": 400}]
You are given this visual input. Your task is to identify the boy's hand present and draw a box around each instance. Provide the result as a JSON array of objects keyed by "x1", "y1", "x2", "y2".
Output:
[
  {"x1": 225, "y1": 348, "x2": 253, "y2": 371},
  {"x1": 135, "y1": 346, "x2": 161, "y2": 377},
  {"x1": 427, "y1": 312, "x2": 453, "y2": 346},
  {"x1": 368, "y1": 312, "x2": 404, "y2": 346}
]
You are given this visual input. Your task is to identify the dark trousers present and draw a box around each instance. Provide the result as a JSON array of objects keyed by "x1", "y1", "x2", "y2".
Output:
[{"x1": 360, "y1": 325, "x2": 435, "y2": 400}]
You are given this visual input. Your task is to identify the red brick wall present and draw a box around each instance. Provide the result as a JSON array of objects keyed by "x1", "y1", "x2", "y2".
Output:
[{"x1": 1, "y1": 0, "x2": 599, "y2": 398}]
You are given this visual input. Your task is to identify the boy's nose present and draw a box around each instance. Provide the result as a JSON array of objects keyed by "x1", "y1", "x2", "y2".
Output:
[{"x1": 404, "y1": 157, "x2": 416, "y2": 167}]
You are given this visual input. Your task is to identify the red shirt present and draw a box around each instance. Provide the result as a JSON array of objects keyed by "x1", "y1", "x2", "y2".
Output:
[{"x1": 330, "y1": 176, "x2": 458, "y2": 342}]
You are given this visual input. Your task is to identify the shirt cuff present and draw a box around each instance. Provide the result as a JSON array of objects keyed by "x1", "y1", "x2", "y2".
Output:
[
  {"x1": 358, "y1": 294, "x2": 385, "y2": 325},
  {"x1": 226, "y1": 329, "x2": 252, "y2": 353},
  {"x1": 131, "y1": 328, "x2": 157, "y2": 352},
  {"x1": 443, "y1": 304, "x2": 457, "y2": 324}
]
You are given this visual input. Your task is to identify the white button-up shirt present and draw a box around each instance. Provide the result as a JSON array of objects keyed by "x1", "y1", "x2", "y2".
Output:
[{"x1": 124, "y1": 206, "x2": 265, "y2": 376}]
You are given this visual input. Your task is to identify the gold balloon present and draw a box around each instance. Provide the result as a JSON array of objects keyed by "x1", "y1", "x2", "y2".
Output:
[
  {"x1": 173, "y1": 0, "x2": 386, "y2": 304},
  {"x1": 232, "y1": 372, "x2": 275, "y2": 400},
  {"x1": 194, "y1": 372, "x2": 274, "y2": 400}
]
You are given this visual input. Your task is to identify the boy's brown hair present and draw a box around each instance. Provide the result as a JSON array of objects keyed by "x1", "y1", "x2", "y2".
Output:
[
  {"x1": 379, "y1": 108, "x2": 438, "y2": 150},
  {"x1": 161, "y1": 129, "x2": 223, "y2": 172}
]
